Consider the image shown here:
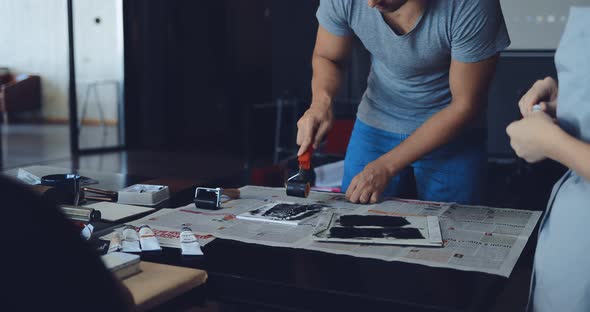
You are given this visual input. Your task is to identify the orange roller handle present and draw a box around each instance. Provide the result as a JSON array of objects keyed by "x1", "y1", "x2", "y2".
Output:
[{"x1": 298, "y1": 148, "x2": 313, "y2": 170}]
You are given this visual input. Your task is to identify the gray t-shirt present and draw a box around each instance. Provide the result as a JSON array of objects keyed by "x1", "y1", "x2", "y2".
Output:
[{"x1": 317, "y1": 0, "x2": 511, "y2": 134}]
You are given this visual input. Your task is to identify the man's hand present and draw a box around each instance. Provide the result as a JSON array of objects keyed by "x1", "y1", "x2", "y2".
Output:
[
  {"x1": 518, "y1": 77, "x2": 558, "y2": 118},
  {"x1": 345, "y1": 159, "x2": 392, "y2": 204},
  {"x1": 296, "y1": 104, "x2": 334, "y2": 156},
  {"x1": 506, "y1": 111, "x2": 560, "y2": 163}
]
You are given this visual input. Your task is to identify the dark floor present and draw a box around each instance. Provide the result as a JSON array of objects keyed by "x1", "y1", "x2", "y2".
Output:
[
  {"x1": 0, "y1": 123, "x2": 245, "y2": 183},
  {"x1": 1, "y1": 123, "x2": 120, "y2": 169},
  {"x1": 2, "y1": 123, "x2": 564, "y2": 312}
]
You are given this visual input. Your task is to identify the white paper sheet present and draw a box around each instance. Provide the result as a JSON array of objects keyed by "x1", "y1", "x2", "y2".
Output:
[
  {"x1": 314, "y1": 160, "x2": 344, "y2": 187},
  {"x1": 85, "y1": 202, "x2": 155, "y2": 222},
  {"x1": 313, "y1": 213, "x2": 443, "y2": 247}
]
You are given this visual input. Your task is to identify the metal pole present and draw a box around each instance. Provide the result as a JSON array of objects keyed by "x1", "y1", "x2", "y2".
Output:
[
  {"x1": 273, "y1": 97, "x2": 284, "y2": 164},
  {"x1": 67, "y1": 0, "x2": 79, "y2": 155}
]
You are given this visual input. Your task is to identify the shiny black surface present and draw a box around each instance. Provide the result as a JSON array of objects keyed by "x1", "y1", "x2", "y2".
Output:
[{"x1": 118, "y1": 236, "x2": 530, "y2": 312}]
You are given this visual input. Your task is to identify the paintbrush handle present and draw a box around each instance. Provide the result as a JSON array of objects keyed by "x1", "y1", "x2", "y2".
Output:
[{"x1": 83, "y1": 187, "x2": 117, "y2": 197}]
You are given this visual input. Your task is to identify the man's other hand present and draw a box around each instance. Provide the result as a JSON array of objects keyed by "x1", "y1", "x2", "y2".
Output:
[{"x1": 345, "y1": 159, "x2": 392, "y2": 204}]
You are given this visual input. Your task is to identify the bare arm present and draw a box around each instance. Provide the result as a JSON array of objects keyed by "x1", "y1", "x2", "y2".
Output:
[
  {"x1": 547, "y1": 129, "x2": 590, "y2": 181},
  {"x1": 345, "y1": 56, "x2": 498, "y2": 203},
  {"x1": 378, "y1": 56, "x2": 498, "y2": 177},
  {"x1": 311, "y1": 26, "x2": 352, "y2": 109},
  {"x1": 296, "y1": 26, "x2": 353, "y2": 155}
]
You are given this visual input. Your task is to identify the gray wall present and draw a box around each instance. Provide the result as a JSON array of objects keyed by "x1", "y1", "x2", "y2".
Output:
[{"x1": 501, "y1": 0, "x2": 590, "y2": 50}]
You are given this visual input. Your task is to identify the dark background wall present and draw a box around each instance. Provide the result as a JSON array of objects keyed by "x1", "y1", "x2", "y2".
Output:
[{"x1": 123, "y1": 0, "x2": 272, "y2": 159}]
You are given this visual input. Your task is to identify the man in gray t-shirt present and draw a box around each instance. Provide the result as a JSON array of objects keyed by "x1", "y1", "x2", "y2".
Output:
[{"x1": 296, "y1": 0, "x2": 510, "y2": 204}]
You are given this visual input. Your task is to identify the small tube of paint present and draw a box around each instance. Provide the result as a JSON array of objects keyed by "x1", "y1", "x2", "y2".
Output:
[
  {"x1": 139, "y1": 225, "x2": 161, "y2": 251},
  {"x1": 80, "y1": 223, "x2": 94, "y2": 241},
  {"x1": 180, "y1": 227, "x2": 204, "y2": 256},
  {"x1": 121, "y1": 225, "x2": 141, "y2": 253},
  {"x1": 107, "y1": 232, "x2": 122, "y2": 253}
]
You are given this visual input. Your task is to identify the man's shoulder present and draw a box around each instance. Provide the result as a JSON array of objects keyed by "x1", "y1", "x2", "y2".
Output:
[
  {"x1": 325, "y1": 0, "x2": 373, "y2": 17},
  {"x1": 440, "y1": 0, "x2": 499, "y2": 17},
  {"x1": 430, "y1": 0, "x2": 502, "y2": 32}
]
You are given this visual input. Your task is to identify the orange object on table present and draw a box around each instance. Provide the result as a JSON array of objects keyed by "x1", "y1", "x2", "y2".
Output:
[{"x1": 298, "y1": 148, "x2": 313, "y2": 170}]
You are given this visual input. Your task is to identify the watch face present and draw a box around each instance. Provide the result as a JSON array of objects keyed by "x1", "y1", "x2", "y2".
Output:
[
  {"x1": 195, "y1": 188, "x2": 221, "y2": 209},
  {"x1": 198, "y1": 189, "x2": 218, "y2": 201}
]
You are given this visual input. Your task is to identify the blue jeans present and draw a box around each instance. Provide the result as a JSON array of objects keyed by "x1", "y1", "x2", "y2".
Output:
[{"x1": 341, "y1": 119, "x2": 487, "y2": 205}]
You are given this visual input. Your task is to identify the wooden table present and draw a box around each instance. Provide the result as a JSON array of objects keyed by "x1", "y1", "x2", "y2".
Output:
[{"x1": 123, "y1": 261, "x2": 208, "y2": 311}]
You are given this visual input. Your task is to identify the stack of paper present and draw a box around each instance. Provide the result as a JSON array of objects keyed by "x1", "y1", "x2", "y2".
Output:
[
  {"x1": 85, "y1": 202, "x2": 155, "y2": 222},
  {"x1": 101, "y1": 252, "x2": 141, "y2": 280}
]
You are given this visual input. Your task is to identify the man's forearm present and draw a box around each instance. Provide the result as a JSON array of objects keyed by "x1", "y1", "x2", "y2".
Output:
[
  {"x1": 377, "y1": 101, "x2": 481, "y2": 176},
  {"x1": 311, "y1": 54, "x2": 343, "y2": 110},
  {"x1": 547, "y1": 129, "x2": 590, "y2": 181}
]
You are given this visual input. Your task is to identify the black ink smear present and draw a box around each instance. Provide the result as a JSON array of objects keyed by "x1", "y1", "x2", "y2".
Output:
[
  {"x1": 261, "y1": 203, "x2": 325, "y2": 220},
  {"x1": 329, "y1": 227, "x2": 424, "y2": 239},
  {"x1": 338, "y1": 215, "x2": 410, "y2": 227},
  {"x1": 249, "y1": 208, "x2": 263, "y2": 215}
]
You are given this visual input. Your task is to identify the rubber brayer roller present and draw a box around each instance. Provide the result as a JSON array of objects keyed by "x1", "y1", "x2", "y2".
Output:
[{"x1": 286, "y1": 148, "x2": 313, "y2": 198}]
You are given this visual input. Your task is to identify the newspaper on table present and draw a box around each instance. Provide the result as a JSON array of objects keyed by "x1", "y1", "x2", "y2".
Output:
[
  {"x1": 101, "y1": 186, "x2": 541, "y2": 277},
  {"x1": 101, "y1": 209, "x2": 217, "y2": 248},
  {"x1": 236, "y1": 201, "x2": 327, "y2": 225},
  {"x1": 302, "y1": 199, "x2": 541, "y2": 277},
  {"x1": 101, "y1": 186, "x2": 360, "y2": 248}
]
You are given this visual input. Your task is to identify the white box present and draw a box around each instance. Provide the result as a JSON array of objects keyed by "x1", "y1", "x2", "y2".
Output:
[
  {"x1": 101, "y1": 252, "x2": 141, "y2": 280},
  {"x1": 117, "y1": 184, "x2": 170, "y2": 206}
]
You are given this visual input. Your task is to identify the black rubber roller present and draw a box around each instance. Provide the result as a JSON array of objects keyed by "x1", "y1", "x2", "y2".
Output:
[{"x1": 286, "y1": 181, "x2": 310, "y2": 198}]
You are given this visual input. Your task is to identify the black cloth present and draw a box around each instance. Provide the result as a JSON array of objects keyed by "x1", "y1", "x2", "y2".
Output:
[{"x1": 0, "y1": 176, "x2": 130, "y2": 311}]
